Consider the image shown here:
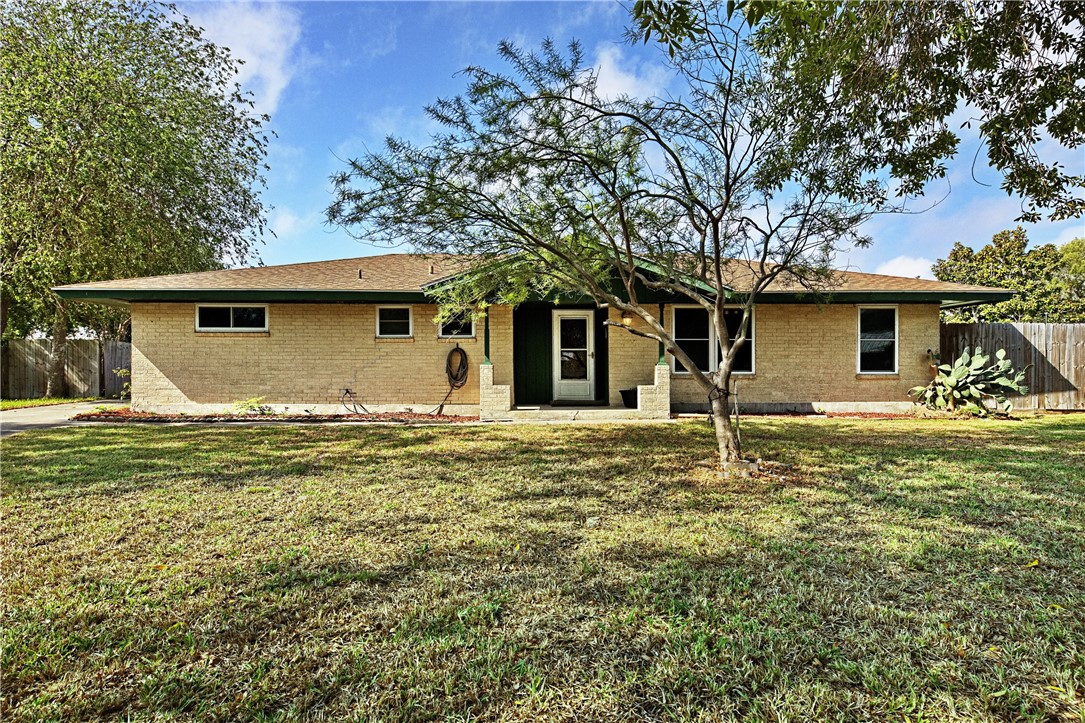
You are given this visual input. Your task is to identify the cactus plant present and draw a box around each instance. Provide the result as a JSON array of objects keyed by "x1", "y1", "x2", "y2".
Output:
[{"x1": 909, "y1": 346, "x2": 1030, "y2": 416}]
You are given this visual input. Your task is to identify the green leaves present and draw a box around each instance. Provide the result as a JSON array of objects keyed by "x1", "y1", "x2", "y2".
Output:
[
  {"x1": 1, "y1": 0, "x2": 270, "y2": 338},
  {"x1": 634, "y1": 0, "x2": 1085, "y2": 222},
  {"x1": 910, "y1": 345, "x2": 1032, "y2": 417},
  {"x1": 934, "y1": 228, "x2": 1085, "y2": 323}
]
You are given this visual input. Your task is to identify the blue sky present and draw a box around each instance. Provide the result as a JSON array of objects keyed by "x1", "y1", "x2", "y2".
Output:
[{"x1": 183, "y1": 1, "x2": 1084, "y2": 279}]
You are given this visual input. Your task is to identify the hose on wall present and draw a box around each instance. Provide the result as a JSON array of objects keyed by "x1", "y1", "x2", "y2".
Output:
[{"x1": 431, "y1": 345, "x2": 469, "y2": 416}]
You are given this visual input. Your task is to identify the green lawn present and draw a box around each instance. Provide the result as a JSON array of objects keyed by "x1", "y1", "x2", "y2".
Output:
[
  {"x1": 2, "y1": 416, "x2": 1082, "y2": 721},
  {"x1": 0, "y1": 397, "x2": 95, "y2": 411}
]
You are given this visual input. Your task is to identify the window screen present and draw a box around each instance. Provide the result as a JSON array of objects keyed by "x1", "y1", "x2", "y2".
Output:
[
  {"x1": 196, "y1": 306, "x2": 266, "y2": 331},
  {"x1": 858, "y1": 307, "x2": 897, "y2": 373},
  {"x1": 720, "y1": 308, "x2": 754, "y2": 374},
  {"x1": 439, "y1": 314, "x2": 474, "y2": 338},
  {"x1": 673, "y1": 307, "x2": 711, "y2": 373},
  {"x1": 378, "y1": 307, "x2": 411, "y2": 337}
]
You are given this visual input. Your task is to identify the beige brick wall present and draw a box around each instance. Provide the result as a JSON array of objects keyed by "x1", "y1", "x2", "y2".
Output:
[
  {"x1": 665, "y1": 303, "x2": 940, "y2": 408},
  {"x1": 132, "y1": 300, "x2": 935, "y2": 414},
  {"x1": 131, "y1": 303, "x2": 513, "y2": 413},
  {"x1": 606, "y1": 306, "x2": 663, "y2": 406}
]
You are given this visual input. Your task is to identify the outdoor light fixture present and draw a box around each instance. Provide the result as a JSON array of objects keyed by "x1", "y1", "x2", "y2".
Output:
[{"x1": 620, "y1": 310, "x2": 633, "y2": 326}]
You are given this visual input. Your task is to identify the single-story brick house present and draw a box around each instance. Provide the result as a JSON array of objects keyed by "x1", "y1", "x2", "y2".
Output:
[{"x1": 55, "y1": 254, "x2": 1011, "y2": 419}]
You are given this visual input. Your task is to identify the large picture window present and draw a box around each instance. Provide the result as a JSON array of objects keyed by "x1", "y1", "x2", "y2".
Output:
[
  {"x1": 672, "y1": 306, "x2": 754, "y2": 375},
  {"x1": 857, "y1": 306, "x2": 898, "y2": 373},
  {"x1": 377, "y1": 306, "x2": 412, "y2": 337},
  {"x1": 195, "y1": 305, "x2": 267, "y2": 332}
]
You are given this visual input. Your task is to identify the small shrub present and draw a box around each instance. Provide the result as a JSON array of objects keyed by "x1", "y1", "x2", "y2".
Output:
[
  {"x1": 910, "y1": 346, "x2": 1030, "y2": 416},
  {"x1": 112, "y1": 368, "x2": 131, "y2": 399},
  {"x1": 228, "y1": 397, "x2": 274, "y2": 416}
]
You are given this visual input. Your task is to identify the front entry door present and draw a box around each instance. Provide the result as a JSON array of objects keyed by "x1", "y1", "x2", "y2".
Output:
[{"x1": 552, "y1": 310, "x2": 595, "y2": 401}]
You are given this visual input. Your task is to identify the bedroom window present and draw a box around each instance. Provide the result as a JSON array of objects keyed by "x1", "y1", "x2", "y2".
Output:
[
  {"x1": 672, "y1": 306, "x2": 754, "y2": 375},
  {"x1": 377, "y1": 306, "x2": 412, "y2": 337},
  {"x1": 438, "y1": 313, "x2": 474, "y2": 338},
  {"x1": 720, "y1": 308, "x2": 754, "y2": 374},
  {"x1": 857, "y1": 306, "x2": 898, "y2": 374},
  {"x1": 195, "y1": 305, "x2": 267, "y2": 332}
]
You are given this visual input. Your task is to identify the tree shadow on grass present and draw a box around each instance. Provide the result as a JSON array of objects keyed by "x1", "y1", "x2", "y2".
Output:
[{"x1": 3, "y1": 418, "x2": 1083, "y2": 721}]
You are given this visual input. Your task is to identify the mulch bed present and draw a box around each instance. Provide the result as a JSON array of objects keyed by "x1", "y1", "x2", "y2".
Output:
[
  {"x1": 823, "y1": 411, "x2": 916, "y2": 419},
  {"x1": 73, "y1": 408, "x2": 479, "y2": 424}
]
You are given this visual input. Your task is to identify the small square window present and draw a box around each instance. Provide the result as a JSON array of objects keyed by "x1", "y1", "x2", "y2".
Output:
[
  {"x1": 377, "y1": 307, "x2": 412, "y2": 337},
  {"x1": 439, "y1": 314, "x2": 474, "y2": 338}
]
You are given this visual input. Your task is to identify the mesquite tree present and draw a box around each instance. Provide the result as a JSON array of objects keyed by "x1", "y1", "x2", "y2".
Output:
[
  {"x1": 328, "y1": 10, "x2": 888, "y2": 464},
  {"x1": 1, "y1": 0, "x2": 269, "y2": 394}
]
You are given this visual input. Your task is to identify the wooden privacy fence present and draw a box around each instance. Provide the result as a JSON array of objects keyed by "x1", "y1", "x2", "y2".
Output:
[
  {"x1": 940, "y1": 323, "x2": 1084, "y2": 410},
  {"x1": 1, "y1": 339, "x2": 131, "y2": 399}
]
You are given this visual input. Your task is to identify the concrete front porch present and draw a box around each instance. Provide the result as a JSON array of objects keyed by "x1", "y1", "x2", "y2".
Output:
[
  {"x1": 480, "y1": 361, "x2": 671, "y2": 421},
  {"x1": 500, "y1": 404, "x2": 660, "y2": 421}
]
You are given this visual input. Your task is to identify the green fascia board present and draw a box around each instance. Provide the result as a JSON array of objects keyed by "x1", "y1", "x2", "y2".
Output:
[
  {"x1": 628, "y1": 256, "x2": 723, "y2": 295},
  {"x1": 54, "y1": 288, "x2": 429, "y2": 304}
]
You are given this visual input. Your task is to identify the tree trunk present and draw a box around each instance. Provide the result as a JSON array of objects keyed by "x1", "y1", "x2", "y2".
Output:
[
  {"x1": 46, "y1": 306, "x2": 69, "y2": 397},
  {"x1": 710, "y1": 392, "x2": 741, "y2": 465}
]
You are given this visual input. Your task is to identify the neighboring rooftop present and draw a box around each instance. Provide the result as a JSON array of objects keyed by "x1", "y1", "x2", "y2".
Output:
[{"x1": 54, "y1": 253, "x2": 1013, "y2": 307}]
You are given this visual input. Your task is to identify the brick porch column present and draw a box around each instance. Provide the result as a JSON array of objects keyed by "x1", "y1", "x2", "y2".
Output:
[
  {"x1": 479, "y1": 362, "x2": 512, "y2": 420},
  {"x1": 636, "y1": 362, "x2": 671, "y2": 419}
]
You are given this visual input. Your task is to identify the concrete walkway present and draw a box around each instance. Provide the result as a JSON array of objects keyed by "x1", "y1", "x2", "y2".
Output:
[{"x1": 0, "y1": 401, "x2": 104, "y2": 438}]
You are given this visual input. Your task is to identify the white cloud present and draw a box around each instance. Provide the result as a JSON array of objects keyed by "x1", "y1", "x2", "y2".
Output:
[
  {"x1": 592, "y1": 45, "x2": 671, "y2": 101},
  {"x1": 184, "y1": 2, "x2": 302, "y2": 118},
  {"x1": 873, "y1": 255, "x2": 936, "y2": 279},
  {"x1": 850, "y1": 189, "x2": 1084, "y2": 274},
  {"x1": 269, "y1": 207, "x2": 321, "y2": 242}
]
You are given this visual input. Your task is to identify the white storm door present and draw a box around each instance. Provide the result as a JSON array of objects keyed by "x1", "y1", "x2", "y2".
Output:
[{"x1": 552, "y1": 310, "x2": 595, "y2": 401}]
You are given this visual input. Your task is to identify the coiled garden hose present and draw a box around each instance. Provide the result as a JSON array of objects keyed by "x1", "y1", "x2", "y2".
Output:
[{"x1": 432, "y1": 345, "x2": 469, "y2": 415}]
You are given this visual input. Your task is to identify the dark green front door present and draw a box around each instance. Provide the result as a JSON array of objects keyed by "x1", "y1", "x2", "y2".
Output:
[
  {"x1": 514, "y1": 303, "x2": 609, "y2": 405},
  {"x1": 513, "y1": 304, "x2": 552, "y2": 405}
]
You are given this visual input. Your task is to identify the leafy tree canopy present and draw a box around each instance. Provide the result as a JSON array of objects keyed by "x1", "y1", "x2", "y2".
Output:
[
  {"x1": 633, "y1": 0, "x2": 1085, "y2": 222},
  {"x1": 933, "y1": 227, "x2": 1085, "y2": 323},
  {"x1": 1, "y1": 0, "x2": 270, "y2": 344},
  {"x1": 329, "y1": 5, "x2": 899, "y2": 464}
]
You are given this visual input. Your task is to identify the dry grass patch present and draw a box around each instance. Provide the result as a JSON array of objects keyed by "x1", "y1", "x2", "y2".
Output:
[{"x1": 2, "y1": 416, "x2": 1083, "y2": 721}]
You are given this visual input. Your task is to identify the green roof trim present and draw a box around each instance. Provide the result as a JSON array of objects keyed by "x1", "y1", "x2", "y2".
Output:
[{"x1": 629, "y1": 256, "x2": 724, "y2": 296}]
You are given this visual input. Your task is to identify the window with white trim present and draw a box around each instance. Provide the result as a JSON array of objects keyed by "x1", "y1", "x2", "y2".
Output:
[
  {"x1": 438, "y1": 313, "x2": 474, "y2": 338},
  {"x1": 672, "y1": 306, "x2": 754, "y2": 374},
  {"x1": 857, "y1": 306, "x2": 897, "y2": 373},
  {"x1": 377, "y1": 306, "x2": 412, "y2": 337},
  {"x1": 195, "y1": 305, "x2": 267, "y2": 332}
]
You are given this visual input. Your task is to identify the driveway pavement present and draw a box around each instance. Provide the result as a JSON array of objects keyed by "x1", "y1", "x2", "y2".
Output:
[{"x1": 0, "y1": 401, "x2": 104, "y2": 438}]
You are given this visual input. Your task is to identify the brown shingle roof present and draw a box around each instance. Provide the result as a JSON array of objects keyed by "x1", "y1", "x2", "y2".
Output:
[
  {"x1": 56, "y1": 254, "x2": 473, "y2": 292},
  {"x1": 54, "y1": 252, "x2": 1011, "y2": 302},
  {"x1": 714, "y1": 261, "x2": 1008, "y2": 295}
]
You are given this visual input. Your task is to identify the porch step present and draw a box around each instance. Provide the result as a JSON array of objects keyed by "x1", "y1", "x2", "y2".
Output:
[{"x1": 505, "y1": 406, "x2": 648, "y2": 421}]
